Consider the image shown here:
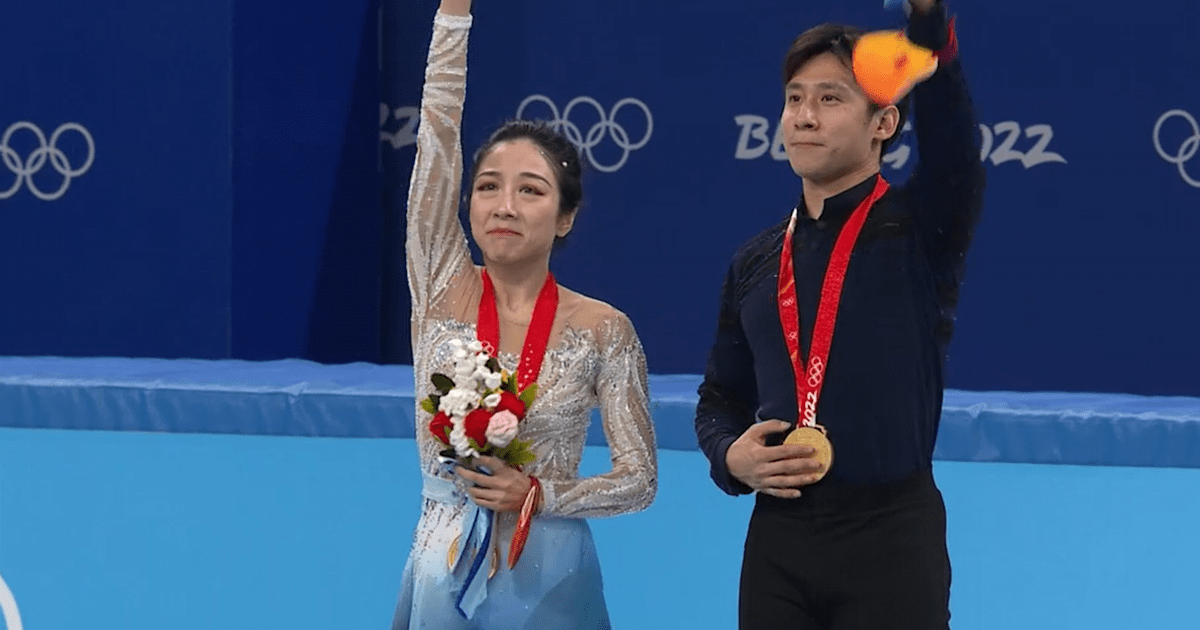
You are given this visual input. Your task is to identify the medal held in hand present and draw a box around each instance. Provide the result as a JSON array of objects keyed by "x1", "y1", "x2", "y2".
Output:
[
  {"x1": 777, "y1": 175, "x2": 890, "y2": 482},
  {"x1": 421, "y1": 268, "x2": 557, "y2": 586},
  {"x1": 783, "y1": 425, "x2": 834, "y2": 477}
]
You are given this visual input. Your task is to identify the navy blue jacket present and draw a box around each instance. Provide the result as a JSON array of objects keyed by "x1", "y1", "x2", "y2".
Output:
[{"x1": 695, "y1": 3, "x2": 986, "y2": 493}]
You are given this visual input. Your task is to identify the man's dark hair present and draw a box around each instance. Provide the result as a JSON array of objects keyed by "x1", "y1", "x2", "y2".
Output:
[{"x1": 781, "y1": 23, "x2": 910, "y2": 156}]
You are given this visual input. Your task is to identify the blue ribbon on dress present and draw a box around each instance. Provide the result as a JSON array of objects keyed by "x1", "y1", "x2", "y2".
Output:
[
  {"x1": 422, "y1": 471, "x2": 496, "y2": 620},
  {"x1": 453, "y1": 502, "x2": 494, "y2": 618}
]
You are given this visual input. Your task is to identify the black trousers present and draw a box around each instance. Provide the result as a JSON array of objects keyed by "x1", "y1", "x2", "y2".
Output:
[{"x1": 739, "y1": 469, "x2": 951, "y2": 630}]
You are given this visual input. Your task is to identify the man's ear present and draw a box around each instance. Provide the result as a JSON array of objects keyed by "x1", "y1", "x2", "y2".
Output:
[{"x1": 873, "y1": 104, "x2": 901, "y2": 143}]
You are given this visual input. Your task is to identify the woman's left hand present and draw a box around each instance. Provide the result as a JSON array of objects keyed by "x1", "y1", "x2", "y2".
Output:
[{"x1": 456, "y1": 455, "x2": 534, "y2": 513}]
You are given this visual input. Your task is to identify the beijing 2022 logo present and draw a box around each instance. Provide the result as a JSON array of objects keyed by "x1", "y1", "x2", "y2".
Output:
[{"x1": 1, "y1": 121, "x2": 95, "y2": 202}]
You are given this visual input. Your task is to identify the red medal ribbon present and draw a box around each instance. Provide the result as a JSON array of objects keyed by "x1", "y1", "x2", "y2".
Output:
[
  {"x1": 477, "y1": 268, "x2": 557, "y2": 570},
  {"x1": 508, "y1": 475, "x2": 542, "y2": 569},
  {"x1": 777, "y1": 174, "x2": 889, "y2": 428},
  {"x1": 477, "y1": 268, "x2": 558, "y2": 390}
]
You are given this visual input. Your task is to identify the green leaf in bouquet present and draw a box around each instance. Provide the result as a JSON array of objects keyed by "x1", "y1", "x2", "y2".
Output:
[
  {"x1": 420, "y1": 397, "x2": 438, "y2": 415},
  {"x1": 431, "y1": 373, "x2": 455, "y2": 394},
  {"x1": 495, "y1": 440, "x2": 519, "y2": 459},
  {"x1": 518, "y1": 383, "x2": 539, "y2": 408},
  {"x1": 504, "y1": 439, "x2": 537, "y2": 467}
]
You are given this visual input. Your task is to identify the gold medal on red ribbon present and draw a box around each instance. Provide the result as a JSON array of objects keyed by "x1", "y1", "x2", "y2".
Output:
[
  {"x1": 784, "y1": 423, "x2": 833, "y2": 482},
  {"x1": 776, "y1": 175, "x2": 890, "y2": 485}
]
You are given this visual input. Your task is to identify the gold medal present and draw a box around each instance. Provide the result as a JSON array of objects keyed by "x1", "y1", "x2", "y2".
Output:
[
  {"x1": 776, "y1": 178, "x2": 885, "y2": 489},
  {"x1": 447, "y1": 534, "x2": 459, "y2": 570},
  {"x1": 447, "y1": 534, "x2": 500, "y2": 579},
  {"x1": 783, "y1": 424, "x2": 833, "y2": 482}
]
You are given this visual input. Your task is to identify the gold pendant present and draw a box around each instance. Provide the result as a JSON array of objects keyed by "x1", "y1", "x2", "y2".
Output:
[
  {"x1": 783, "y1": 424, "x2": 834, "y2": 482},
  {"x1": 447, "y1": 534, "x2": 499, "y2": 579}
]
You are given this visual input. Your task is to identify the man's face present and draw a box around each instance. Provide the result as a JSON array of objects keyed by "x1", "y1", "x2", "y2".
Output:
[{"x1": 780, "y1": 52, "x2": 896, "y2": 184}]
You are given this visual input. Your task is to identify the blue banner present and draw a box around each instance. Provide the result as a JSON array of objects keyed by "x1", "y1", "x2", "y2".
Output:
[
  {"x1": 380, "y1": 0, "x2": 1200, "y2": 396},
  {"x1": 0, "y1": 0, "x2": 235, "y2": 359},
  {"x1": 0, "y1": 0, "x2": 383, "y2": 363},
  {"x1": 3, "y1": 0, "x2": 1198, "y2": 398},
  {"x1": 230, "y1": 0, "x2": 383, "y2": 364}
]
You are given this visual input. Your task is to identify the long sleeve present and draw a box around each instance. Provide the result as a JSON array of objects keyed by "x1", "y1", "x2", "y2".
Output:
[
  {"x1": 406, "y1": 11, "x2": 476, "y2": 329},
  {"x1": 540, "y1": 313, "x2": 658, "y2": 518},
  {"x1": 694, "y1": 264, "x2": 758, "y2": 496},
  {"x1": 904, "y1": 2, "x2": 986, "y2": 262}
]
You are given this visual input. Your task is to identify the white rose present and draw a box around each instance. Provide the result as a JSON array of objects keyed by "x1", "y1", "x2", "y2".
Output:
[
  {"x1": 483, "y1": 393, "x2": 502, "y2": 409},
  {"x1": 455, "y1": 362, "x2": 475, "y2": 380},
  {"x1": 437, "y1": 395, "x2": 461, "y2": 417},
  {"x1": 485, "y1": 410, "x2": 520, "y2": 448},
  {"x1": 467, "y1": 340, "x2": 484, "y2": 353},
  {"x1": 483, "y1": 373, "x2": 503, "y2": 390},
  {"x1": 450, "y1": 424, "x2": 477, "y2": 458},
  {"x1": 438, "y1": 389, "x2": 475, "y2": 417}
]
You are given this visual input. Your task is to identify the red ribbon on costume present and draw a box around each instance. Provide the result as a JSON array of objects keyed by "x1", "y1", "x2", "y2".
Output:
[
  {"x1": 508, "y1": 475, "x2": 542, "y2": 569},
  {"x1": 477, "y1": 268, "x2": 558, "y2": 390},
  {"x1": 476, "y1": 268, "x2": 557, "y2": 569}
]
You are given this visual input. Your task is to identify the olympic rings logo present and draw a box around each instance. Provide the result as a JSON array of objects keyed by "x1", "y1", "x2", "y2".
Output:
[
  {"x1": 806, "y1": 357, "x2": 824, "y2": 389},
  {"x1": 1153, "y1": 109, "x2": 1200, "y2": 188},
  {"x1": 1, "y1": 122, "x2": 95, "y2": 201},
  {"x1": 515, "y1": 95, "x2": 653, "y2": 173}
]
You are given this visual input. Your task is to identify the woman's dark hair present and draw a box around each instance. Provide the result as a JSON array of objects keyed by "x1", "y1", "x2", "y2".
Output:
[
  {"x1": 466, "y1": 120, "x2": 584, "y2": 248},
  {"x1": 781, "y1": 23, "x2": 910, "y2": 156}
]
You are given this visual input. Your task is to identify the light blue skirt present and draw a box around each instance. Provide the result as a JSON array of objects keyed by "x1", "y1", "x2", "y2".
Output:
[{"x1": 390, "y1": 474, "x2": 611, "y2": 630}]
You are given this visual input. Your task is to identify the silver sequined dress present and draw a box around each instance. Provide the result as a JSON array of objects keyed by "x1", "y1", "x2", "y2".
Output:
[{"x1": 390, "y1": 11, "x2": 658, "y2": 630}]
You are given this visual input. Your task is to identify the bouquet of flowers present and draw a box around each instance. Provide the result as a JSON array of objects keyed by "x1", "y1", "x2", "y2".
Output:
[{"x1": 421, "y1": 339, "x2": 537, "y2": 470}]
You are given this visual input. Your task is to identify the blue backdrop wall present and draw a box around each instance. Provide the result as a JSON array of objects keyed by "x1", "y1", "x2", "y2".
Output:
[
  {"x1": 2, "y1": 0, "x2": 1198, "y2": 397},
  {"x1": 0, "y1": 0, "x2": 236, "y2": 359}
]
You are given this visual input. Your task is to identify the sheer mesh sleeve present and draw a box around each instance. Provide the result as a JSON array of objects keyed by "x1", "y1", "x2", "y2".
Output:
[
  {"x1": 540, "y1": 312, "x2": 658, "y2": 518},
  {"x1": 406, "y1": 11, "x2": 478, "y2": 336}
]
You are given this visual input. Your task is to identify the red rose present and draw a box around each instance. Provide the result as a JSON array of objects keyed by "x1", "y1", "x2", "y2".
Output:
[
  {"x1": 494, "y1": 390, "x2": 527, "y2": 419},
  {"x1": 463, "y1": 408, "x2": 492, "y2": 447},
  {"x1": 428, "y1": 411, "x2": 452, "y2": 445}
]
